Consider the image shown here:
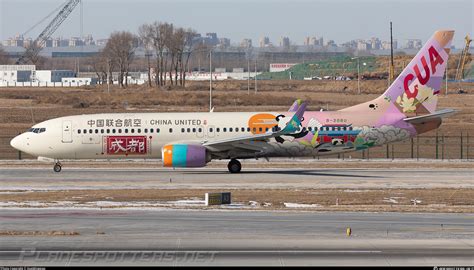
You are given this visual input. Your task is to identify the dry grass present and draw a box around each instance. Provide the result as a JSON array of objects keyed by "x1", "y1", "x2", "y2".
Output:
[{"x1": 1, "y1": 188, "x2": 472, "y2": 211}]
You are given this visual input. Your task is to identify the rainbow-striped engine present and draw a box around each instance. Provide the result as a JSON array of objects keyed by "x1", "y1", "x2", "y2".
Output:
[{"x1": 162, "y1": 144, "x2": 208, "y2": 167}]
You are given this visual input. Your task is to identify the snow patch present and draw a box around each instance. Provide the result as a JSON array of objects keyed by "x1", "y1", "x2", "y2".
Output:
[{"x1": 284, "y1": 202, "x2": 322, "y2": 208}]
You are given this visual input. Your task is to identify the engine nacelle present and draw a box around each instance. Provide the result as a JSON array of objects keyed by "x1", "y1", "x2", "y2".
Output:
[{"x1": 162, "y1": 144, "x2": 209, "y2": 168}]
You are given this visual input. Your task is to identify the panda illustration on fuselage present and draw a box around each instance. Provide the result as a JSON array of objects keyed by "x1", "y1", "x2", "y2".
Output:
[{"x1": 274, "y1": 114, "x2": 308, "y2": 144}]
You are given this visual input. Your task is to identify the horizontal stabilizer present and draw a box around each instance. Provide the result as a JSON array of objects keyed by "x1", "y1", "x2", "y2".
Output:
[{"x1": 403, "y1": 109, "x2": 457, "y2": 124}]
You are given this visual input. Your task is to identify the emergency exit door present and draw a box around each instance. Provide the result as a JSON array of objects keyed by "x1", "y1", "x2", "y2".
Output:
[{"x1": 62, "y1": 120, "x2": 73, "y2": 143}]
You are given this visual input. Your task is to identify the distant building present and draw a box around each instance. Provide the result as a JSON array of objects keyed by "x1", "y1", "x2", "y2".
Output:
[
  {"x1": 35, "y1": 70, "x2": 75, "y2": 83},
  {"x1": 357, "y1": 40, "x2": 368, "y2": 50},
  {"x1": 69, "y1": 37, "x2": 84, "y2": 47},
  {"x1": 304, "y1": 36, "x2": 323, "y2": 46},
  {"x1": 23, "y1": 38, "x2": 33, "y2": 48},
  {"x1": 83, "y1": 34, "x2": 95, "y2": 46},
  {"x1": 370, "y1": 37, "x2": 382, "y2": 50},
  {"x1": 382, "y1": 40, "x2": 398, "y2": 50},
  {"x1": 44, "y1": 38, "x2": 53, "y2": 48},
  {"x1": 260, "y1": 37, "x2": 270, "y2": 47},
  {"x1": 0, "y1": 65, "x2": 35, "y2": 84},
  {"x1": 240, "y1": 38, "x2": 252, "y2": 48},
  {"x1": 326, "y1": 40, "x2": 337, "y2": 48},
  {"x1": 218, "y1": 38, "x2": 231, "y2": 48},
  {"x1": 206, "y1": 33, "x2": 219, "y2": 46},
  {"x1": 405, "y1": 39, "x2": 422, "y2": 49},
  {"x1": 96, "y1": 39, "x2": 108, "y2": 46},
  {"x1": 279, "y1": 36, "x2": 290, "y2": 48}
]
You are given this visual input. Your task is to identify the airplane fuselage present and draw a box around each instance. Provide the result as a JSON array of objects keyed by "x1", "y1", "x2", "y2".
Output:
[{"x1": 11, "y1": 110, "x2": 420, "y2": 161}]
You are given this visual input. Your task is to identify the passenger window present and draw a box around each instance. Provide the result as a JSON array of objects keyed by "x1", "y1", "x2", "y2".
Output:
[
  {"x1": 223, "y1": 128, "x2": 227, "y2": 132},
  {"x1": 192, "y1": 128, "x2": 196, "y2": 132},
  {"x1": 187, "y1": 128, "x2": 191, "y2": 132},
  {"x1": 198, "y1": 128, "x2": 202, "y2": 132},
  {"x1": 259, "y1": 127, "x2": 262, "y2": 132},
  {"x1": 169, "y1": 128, "x2": 173, "y2": 133},
  {"x1": 157, "y1": 128, "x2": 160, "y2": 133},
  {"x1": 241, "y1": 127, "x2": 245, "y2": 132},
  {"x1": 112, "y1": 129, "x2": 116, "y2": 133},
  {"x1": 131, "y1": 129, "x2": 135, "y2": 133},
  {"x1": 209, "y1": 128, "x2": 213, "y2": 132},
  {"x1": 83, "y1": 129, "x2": 87, "y2": 134},
  {"x1": 89, "y1": 129, "x2": 93, "y2": 134},
  {"x1": 181, "y1": 128, "x2": 185, "y2": 133},
  {"x1": 100, "y1": 129, "x2": 104, "y2": 134},
  {"x1": 107, "y1": 129, "x2": 110, "y2": 133},
  {"x1": 247, "y1": 127, "x2": 250, "y2": 132},
  {"x1": 216, "y1": 128, "x2": 220, "y2": 132},
  {"x1": 124, "y1": 129, "x2": 128, "y2": 133},
  {"x1": 265, "y1": 127, "x2": 269, "y2": 132},
  {"x1": 137, "y1": 129, "x2": 141, "y2": 133},
  {"x1": 150, "y1": 128, "x2": 154, "y2": 133},
  {"x1": 253, "y1": 127, "x2": 256, "y2": 132},
  {"x1": 118, "y1": 129, "x2": 122, "y2": 133},
  {"x1": 78, "y1": 130, "x2": 81, "y2": 134},
  {"x1": 229, "y1": 128, "x2": 233, "y2": 132}
]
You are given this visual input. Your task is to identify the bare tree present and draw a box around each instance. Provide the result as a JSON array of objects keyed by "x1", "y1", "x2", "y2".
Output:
[
  {"x1": 138, "y1": 24, "x2": 153, "y2": 87},
  {"x1": 172, "y1": 27, "x2": 186, "y2": 86},
  {"x1": 103, "y1": 31, "x2": 137, "y2": 88},
  {"x1": 0, "y1": 46, "x2": 9, "y2": 64},
  {"x1": 90, "y1": 52, "x2": 109, "y2": 84},
  {"x1": 162, "y1": 23, "x2": 175, "y2": 86},
  {"x1": 182, "y1": 28, "x2": 198, "y2": 87}
]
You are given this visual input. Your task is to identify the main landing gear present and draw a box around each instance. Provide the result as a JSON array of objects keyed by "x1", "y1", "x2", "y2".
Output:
[
  {"x1": 53, "y1": 161, "x2": 62, "y2": 173},
  {"x1": 227, "y1": 159, "x2": 241, "y2": 173}
]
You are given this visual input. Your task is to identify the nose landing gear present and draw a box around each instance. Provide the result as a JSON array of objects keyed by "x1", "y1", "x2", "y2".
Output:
[
  {"x1": 227, "y1": 159, "x2": 241, "y2": 173},
  {"x1": 53, "y1": 162, "x2": 62, "y2": 173}
]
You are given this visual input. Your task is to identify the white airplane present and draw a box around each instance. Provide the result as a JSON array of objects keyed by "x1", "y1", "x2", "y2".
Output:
[{"x1": 11, "y1": 30, "x2": 457, "y2": 173}]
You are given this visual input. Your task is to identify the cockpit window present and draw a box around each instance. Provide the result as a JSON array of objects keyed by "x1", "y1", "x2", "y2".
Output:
[{"x1": 28, "y1": 128, "x2": 46, "y2": 133}]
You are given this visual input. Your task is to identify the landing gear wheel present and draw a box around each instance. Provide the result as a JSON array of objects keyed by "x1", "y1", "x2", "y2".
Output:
[
  {"x1": 53, "y1": 163, "x2": 62, "y2": 173},
  {"x1": 227, "y1": 159, "x2": 241, "y2": 173}
]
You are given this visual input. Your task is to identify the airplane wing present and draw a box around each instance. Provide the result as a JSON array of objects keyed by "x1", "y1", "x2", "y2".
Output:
[
  {"x1": 203, "y1": 100, "x2": 307, "y2": 153},
  {"x1": 403, "y1": 108, "x2": 458, "y2": 124}
]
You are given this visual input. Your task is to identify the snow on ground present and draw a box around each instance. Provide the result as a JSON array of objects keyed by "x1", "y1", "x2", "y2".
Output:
[
  {"x1": 0, "y1": 199, "x2": 207, "y2": 209},
  {"x1": 284, "y1": 202, "x2": 322, "y2": 208}
]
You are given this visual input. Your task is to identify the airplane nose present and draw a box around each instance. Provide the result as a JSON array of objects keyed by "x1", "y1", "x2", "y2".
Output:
[{"x1": 10, "y1": 134, "x2": 24, "y2": 152}]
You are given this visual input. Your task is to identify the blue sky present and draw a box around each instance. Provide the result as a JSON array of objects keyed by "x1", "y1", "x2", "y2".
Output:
[{"x1": 0, "y1": 0, "x2": 472, "y2": 47}]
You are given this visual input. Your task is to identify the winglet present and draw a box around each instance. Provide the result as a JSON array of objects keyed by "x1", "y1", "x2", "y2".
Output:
[
  {"x1": 288, "y1": 99, "x2": 303, "y2": 112},
  {"x1": 280, "y1": 101, "x2": 307, "y2": 134}
]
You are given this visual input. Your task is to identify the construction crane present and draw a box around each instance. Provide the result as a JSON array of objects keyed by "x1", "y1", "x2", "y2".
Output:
[
  {"x1": 455, "y1": 35, "x2": 472, "y2": 81},
  {"x1": 16, "y1": 0, "x2": 81, "y2": 65}
]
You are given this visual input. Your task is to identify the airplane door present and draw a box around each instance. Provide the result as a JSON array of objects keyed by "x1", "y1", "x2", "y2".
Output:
[{"x1": 62, "y1": 120, "x2": 73, "y2": 143}]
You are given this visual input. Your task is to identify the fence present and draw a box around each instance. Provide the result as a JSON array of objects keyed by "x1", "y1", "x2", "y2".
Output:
[
  {"x1": 0, "y1": 81, "x2": 93, "y2": 87},
  {"x1": 0, "y1": 133, "x2": 472, "y2": 161}
]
